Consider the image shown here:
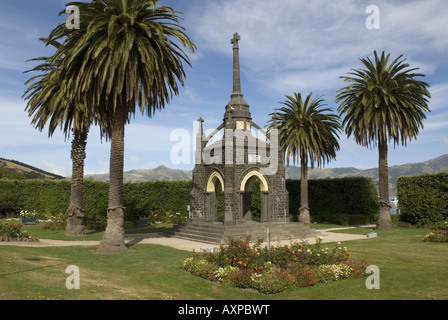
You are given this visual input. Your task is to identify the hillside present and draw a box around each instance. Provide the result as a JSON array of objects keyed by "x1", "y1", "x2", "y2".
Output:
[
  {"x1": 83, "y1": 154, "x2": 448, "y2": 194},
  {"x1": 3, "y1": 155, "x2": 446, "y2": 193},
  {"x1": 84, "y1": 165, "x2": 192, "y2": 182},
  {"x1": 0, "y1": 158, "x2": 64, "y2": 180},
  {"x1": 285, "y1": 154, "x2": 448, "y2": 194}
]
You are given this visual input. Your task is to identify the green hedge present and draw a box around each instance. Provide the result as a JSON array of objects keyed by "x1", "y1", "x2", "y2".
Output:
[
  {"x1": 286, "y1": 177, "x2": 378, "y2": 224},
  {"x1": 397, "y1": 172, "x2": 448, "y2": 226},
  {"x1": 0, "y1": 179, "x2": 191, "y2": 221},
  {"x1": 0, "y1": 177, "x2": 378, "y2": 224}
]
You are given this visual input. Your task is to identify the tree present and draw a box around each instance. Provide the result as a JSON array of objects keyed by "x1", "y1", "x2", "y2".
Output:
[
  {"x1": 269, "y1": 93, "x2": 341, "y2": 224},
  {"x1": 50, "y1": 0, "x2": 196, "y2": 253},
  {"x1": 336, "y1": 51, "x2": 430, "y2": 230},
  {"x1": 23, "y1": 38, "x2": 97, "y2": 237}
]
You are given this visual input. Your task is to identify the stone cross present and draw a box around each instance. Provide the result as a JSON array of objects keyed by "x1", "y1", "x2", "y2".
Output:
[{"x1": 231, "y1": 32, "x2": 240, "y2": 49}]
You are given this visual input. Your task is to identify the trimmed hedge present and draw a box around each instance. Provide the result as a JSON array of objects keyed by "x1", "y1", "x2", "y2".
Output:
[
  {"x1": 0, "y1": 179, "x2": 191, "y2": 221},
  {"x1": 0, "y1": 176, "x2": 378, "y2": 224},
  {"x1": 397, "y1": 172, "x2": 448, "y2": 226},
  {"x1": 286, "y1": 177, "x2": 378, "y2": 224}
]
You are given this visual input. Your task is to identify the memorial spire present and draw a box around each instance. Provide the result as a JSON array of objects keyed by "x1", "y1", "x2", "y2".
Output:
[
  {"x1": 231, "y1": 32, "x2": 241, "y2": 94},
  {"x1": 224, "y1": 32, "x2": 251, "y2": 129}
]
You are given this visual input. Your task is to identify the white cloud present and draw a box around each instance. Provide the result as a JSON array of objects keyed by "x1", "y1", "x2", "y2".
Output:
[
  {"x1": 443, "y1": 137, "x2": 448, "y2": 148},
  {"x1": 429, "y1": 83, "x2": 448, "y2": 111},
  {"x1": 182, "y1": 87, "x2": 202, "y2": 102},
  {"x1": 186, "y1": 0, "x2": 448, "y2": 96},
  {"x1": 41, "y1": 160, "x2": 70, "y2": 177}
]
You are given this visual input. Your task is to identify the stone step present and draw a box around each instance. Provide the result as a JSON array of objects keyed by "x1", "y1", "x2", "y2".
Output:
[
  {"x1": 162, "y1": 222, "x2": 225, "y2": 244},
  {"x1": 163, "y1": 221, "x2": 316, "y2": 245}
]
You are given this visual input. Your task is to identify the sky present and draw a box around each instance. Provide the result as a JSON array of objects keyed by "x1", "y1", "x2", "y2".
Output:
[{"x1": 0, "y1": 0, "x2": 447, "y2": 177}]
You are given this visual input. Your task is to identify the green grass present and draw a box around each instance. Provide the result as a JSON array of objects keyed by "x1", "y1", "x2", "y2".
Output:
[
  {"x1": 9, "y1": 221, "x2": 173, "y2": 241},
  {"x1": 0, "y1": 223, "x2": 447, "y2": 300}
]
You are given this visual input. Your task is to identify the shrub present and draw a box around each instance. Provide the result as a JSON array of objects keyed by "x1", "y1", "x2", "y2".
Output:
[
  {"x1": 42, "y1": 215, "x2": 66, "y2": 230},
  {"x1": 423, "y1": 221, "x2": 448, "y2": 243},
  {"x1": 183, "y1": 257, "x2": 217, "y2": 281},
  {"x1": 226, "y1": 269, "x2": 254, "y2": 289},
  {"x1": 287, "y1": 177, "x2": 378, "y2": 223},
  {"x1": 398, "y1": 173, "x2": 448, "y2": 226},
  {"x1": 0, "y1": 190, "x2": 21, "y2": 216},
  {"x1": 19, "y1": 209, "x2": 49, "y2": 220},
  {"x1": 0, "y1": 222, "x2": 38, "y2": 241},
  {"x1": 317, "y1": 263, "x2": 354, "y2": 282}
]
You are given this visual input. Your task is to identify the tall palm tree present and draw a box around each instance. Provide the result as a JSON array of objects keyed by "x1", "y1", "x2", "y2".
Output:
[
  {"x1": 23, "y1": 38, "x2": 97, "y2": 237},
  {"x1": 268, "y1": 93, "x2": 341, "y2": 225},
  {"x1": 336, "y1": 51, "x2": 430, "y2": 230},
  {"x1": 49, "y1": 0, "x2": 196, "y2": 253}
]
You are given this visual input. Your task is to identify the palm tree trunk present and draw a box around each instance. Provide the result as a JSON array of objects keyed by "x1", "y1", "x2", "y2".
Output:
[
  {"x1": 299, "y1": 154, "x2": 311, "y2": 225},
  {"x1": 377, "y1": 138, "x2": 394, "y2": 230},
  {"x1": 65, "y1": 127, "x2": 88, "y2": 237},
  {"x1": 94, "y1": 107, "x2": 128, "y2": 253}
]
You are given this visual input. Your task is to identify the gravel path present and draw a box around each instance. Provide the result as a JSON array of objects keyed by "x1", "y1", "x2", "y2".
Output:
[{"x1": 0, "y1": 226, "x2": 374, "y2": 251}]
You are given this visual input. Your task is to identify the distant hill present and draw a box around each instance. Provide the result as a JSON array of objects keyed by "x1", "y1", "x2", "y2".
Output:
[
  {"x1": 3, "y1": 154, "x2": 447, "y2": 193},
  {"x1": 83, "y1": 154, "x2": 448, "y2": 194},
  {"x1": 0, "y1": 158, "x2": 65, "y2": 180},
  {"x1": 285, "y1": 154, "x2": 448, "y2": 195},
  {"x1": 84, "y1": 165, "x2": 192, "y2": 182}
]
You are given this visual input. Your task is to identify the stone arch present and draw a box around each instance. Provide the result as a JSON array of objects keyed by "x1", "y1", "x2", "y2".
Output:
[
  {"x1": 239, "y1": 170, "x2": 269, "y2": 222},
  {"x1": 206, "y1": 171, "x2": 224, "y2": 192},
  {"x1": 205, "y1": 171, "x2": 224, "y2": 222},
  {"x1": 240, "y1": 170, "x2": 269, "y2": 192}
]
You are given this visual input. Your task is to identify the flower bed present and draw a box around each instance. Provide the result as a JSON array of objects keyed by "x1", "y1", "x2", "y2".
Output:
[
  {"x1": 423, "y1": 221, "x2": 448, "y2": 242},
  {"x1": 183, "y1": 234, "x2": 369, "y2": 294},
  {"x1": 0, "y1": 222, "x2": 38, "y2": 242}
]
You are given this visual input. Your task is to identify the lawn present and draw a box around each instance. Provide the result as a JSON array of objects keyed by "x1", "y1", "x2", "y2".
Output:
[{"x1": 0, "y1": 223, "x2": 447, "y2": 301}]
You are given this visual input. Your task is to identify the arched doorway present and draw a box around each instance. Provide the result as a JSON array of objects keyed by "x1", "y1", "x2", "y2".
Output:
[
  {"x1": 205, "y1": 171, "x2": 224, "y2": 222},
  {"x1": 240, "y1": 171, "x2": 269, "y2": 222}
]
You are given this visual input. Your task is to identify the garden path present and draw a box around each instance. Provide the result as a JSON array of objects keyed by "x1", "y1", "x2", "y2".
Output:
[{"x1": 0, "y1": 225, "x2": 375, "y2": 251}]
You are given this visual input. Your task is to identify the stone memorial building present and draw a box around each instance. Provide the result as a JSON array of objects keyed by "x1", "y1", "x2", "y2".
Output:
[{"x1": 166, "y1": 33, "x2": 314, "y2": 244}]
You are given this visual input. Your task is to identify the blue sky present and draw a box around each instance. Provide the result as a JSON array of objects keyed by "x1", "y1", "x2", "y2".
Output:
[{"x1": 0, "y1": 0, "x2": 447, "y2": 176}]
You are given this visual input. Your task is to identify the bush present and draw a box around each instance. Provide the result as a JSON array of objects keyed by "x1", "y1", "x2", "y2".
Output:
[
  {"x1": 183, "y1": 234, "x2": 369, "y2": 294},
  {"x1": 42, "y1": 215, "x2": 66, "y2": 230},
  {"x1": 423, "y1": 221, "x2": 448, "y2": 243},
  {"x1": 143, "y1": 211, "x2": 188, "y2": 224},
  {"x1": 287, "y1": 177, "x2": 378, "y2": 223},
  {"x1": 0, "y1": 190, "x2": 21, "y2": 216},
  {"x1": 398, "y1": 173, "x2": 448, "y2": 226},
  {"x1": 0, "y1": 222, "x2": 38, "y2": 241}
]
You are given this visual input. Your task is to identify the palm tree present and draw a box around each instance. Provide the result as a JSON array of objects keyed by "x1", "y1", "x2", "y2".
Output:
[
  {"x1": 49, "y1": 0, "x2": 196, "y2": 253},
  {"x1": 269, "y1": 93, "x2": 341, "y2": 225},
  {"x1": 23, "y1": 38, "x2": 97, "y2": 237},
  {"x1": 336, "y1": 51, "x2": 430, "y2": 230}
]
